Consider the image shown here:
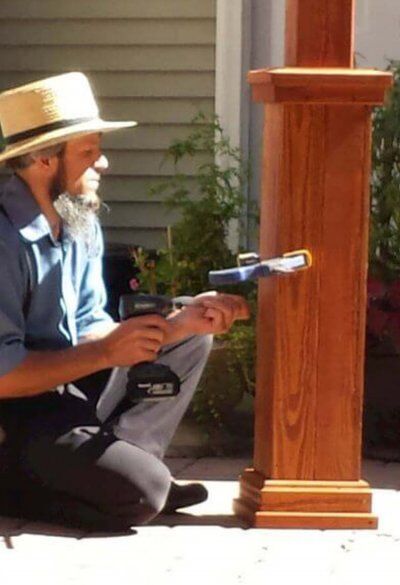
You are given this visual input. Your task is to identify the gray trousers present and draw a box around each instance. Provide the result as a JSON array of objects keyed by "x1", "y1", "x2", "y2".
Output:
[
  {"x1": 4, "y1": 334, "x2": 213, "y2": 531},
  {"x1": 97, "y1": 334, "x2": 213, "y2": 459}
]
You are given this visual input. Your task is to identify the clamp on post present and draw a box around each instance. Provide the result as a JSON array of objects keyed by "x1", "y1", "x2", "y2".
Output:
[{"x1": 208, "y1": 249, "x2": 312, "y2": 285}]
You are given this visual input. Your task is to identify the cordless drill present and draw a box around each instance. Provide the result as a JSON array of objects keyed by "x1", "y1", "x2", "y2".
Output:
[{"x1": 119, "y1": 294, "x2": 181, "y2": 402}]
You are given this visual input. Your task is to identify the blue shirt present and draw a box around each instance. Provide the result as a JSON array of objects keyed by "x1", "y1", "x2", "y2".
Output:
[{"x1": 0, "y1": 175, "x2": 114, "y2": 377}]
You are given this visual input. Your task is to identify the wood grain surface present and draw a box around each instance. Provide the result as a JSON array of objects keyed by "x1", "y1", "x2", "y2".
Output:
[
  {"x1": 285, "y1": 0, "x2": 355, "y2": 67},
  {"x1": 253, "y1": 103, "x2": 372, "y2": 481}
]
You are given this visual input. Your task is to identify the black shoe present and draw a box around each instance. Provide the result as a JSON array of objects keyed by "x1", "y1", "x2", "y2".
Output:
[{"x1": 162, "y1": 482, "x2": 208, "y2": 514}]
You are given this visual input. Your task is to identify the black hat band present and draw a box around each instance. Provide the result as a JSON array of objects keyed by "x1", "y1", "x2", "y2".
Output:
[{"x1": 5, "y1": 116, "x2": 98, "y2": 146}]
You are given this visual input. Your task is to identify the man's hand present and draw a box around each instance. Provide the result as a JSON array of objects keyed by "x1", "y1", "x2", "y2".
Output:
[
  {"x1": 98, "y1": 315, "x2": 170, "y2": 368},
  {"x1": 167, "y1": 293, "x2": 250, "y2": 341},
  {"x1": 193, "y1": 293, "x2": 250, "y2": 333}
]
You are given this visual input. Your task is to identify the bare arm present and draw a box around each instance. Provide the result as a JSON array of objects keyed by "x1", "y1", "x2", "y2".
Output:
[
  {"x1": 0, "y1": 342, "x2": 108, "y2": 399},
  {"x1": 0, "y1": 315, "x2": 169, "y2": 399}
]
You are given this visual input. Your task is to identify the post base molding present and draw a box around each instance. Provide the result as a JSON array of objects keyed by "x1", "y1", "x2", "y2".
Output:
[{"x1": 234, "y1": 469, "x2": 378, "y2": 529}]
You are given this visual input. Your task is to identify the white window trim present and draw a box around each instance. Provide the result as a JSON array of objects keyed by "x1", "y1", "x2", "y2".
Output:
[
  {"x1": 215, "y1": 0, "x2": 250, "y2": 251},
  {"x1": 215, "y1": 0, "x2": 244, "y2": 151}
]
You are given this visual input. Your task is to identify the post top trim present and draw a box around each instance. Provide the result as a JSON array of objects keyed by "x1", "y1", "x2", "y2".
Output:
[
  {"x1": 248, "y1": 67, "x2": 393, "y2": 105},
  {"x1": 249, "y1": 67, "x2": 393, "y2": 85}
]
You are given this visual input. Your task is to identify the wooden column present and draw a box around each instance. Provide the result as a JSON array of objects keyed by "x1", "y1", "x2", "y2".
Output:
[{"x1": 234, "y1": 0, "x2": 392, "y2": 529}]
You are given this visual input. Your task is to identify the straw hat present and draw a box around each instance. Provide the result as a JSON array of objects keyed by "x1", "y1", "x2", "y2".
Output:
[{"x1": 0, "y1": 72, "x2": 137, "y2": 164}]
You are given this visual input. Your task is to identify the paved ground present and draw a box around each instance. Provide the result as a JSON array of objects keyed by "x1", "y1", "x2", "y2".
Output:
[{"x1": 1, "y1": 457, "x2": 400, "y2": 584}]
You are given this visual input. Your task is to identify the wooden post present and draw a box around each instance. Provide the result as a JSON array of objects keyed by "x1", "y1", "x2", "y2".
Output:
[{"x1": 233, "y1": 0, "x2": 393, "y2": 529}]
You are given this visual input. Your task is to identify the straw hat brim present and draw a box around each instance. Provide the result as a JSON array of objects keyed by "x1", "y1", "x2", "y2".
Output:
[{"x1": 0, "y1": 118, "x2": 137, "y2": 164}]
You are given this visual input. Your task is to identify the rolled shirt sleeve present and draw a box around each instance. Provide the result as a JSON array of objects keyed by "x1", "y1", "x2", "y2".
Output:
[
  {"x1": 75, "y1": 221, "x2": 115, "y2": 340},
  {"x1": 0, "y1": 236, "x2": 28, "y2": 376}
]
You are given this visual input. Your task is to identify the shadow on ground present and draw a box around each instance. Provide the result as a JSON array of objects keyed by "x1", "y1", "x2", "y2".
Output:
[
  {"x1": 1, "y1": 459, "x2": 399, "y2": 544},
  {"x1": 0, "y1": 515, "x2": 136, "y2": 542},
  {"x1": 151, "y1": 512, "x2": 245, "y2": 528},
  {"x1": 363, "y1": 459, "x2": 400, "y2": 490}
]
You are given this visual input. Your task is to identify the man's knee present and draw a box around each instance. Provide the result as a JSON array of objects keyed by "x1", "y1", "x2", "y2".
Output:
[
  {"x1": 195, "y1": 333, "x2": 214, "y2": 361},
  {"x1": 22, "y1": 432, "x2": 172, "y2": 527},
  {"x1": 83, "y1": 440, "x2": 172, "y2": 525},
  {"x1": 159, "y1": 333, "x2": 213, "y2": 381},
  {"x1": 125, "y1": 456, "x2": 171, "y2": 523},
  {"x1": 190, "y1": 333, "x2": 214, "y2": 353},
  {"x1": 181, "y1": 333, "x2": 213, "y2": 385}
]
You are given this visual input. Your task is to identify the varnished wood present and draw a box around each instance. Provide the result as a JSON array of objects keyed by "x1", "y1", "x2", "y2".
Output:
[
  {"x1": 248, "y1": 68, "x2": 393, "y2": 104},
  {"x1": 235, "y1": 469, "x2": 377, "y2": 529},
  {"x1": 285, "y1": 0, "x2": 355, "y2": 67},
  {"x1": 249, "y1": 67, "x2": 392, "y2": 84},
  {"x1": 237, "y1": 0, "x2": 393, "y2": 530},
  {"x1": 234, "y1": 503, "x2": 377, "y2": 530},
  {"x1": 240, "y1": 468, "x2": 373, "y2": 490},
  {"x1": 252, "y1": 103, "x2": 374, "y2": 481}
]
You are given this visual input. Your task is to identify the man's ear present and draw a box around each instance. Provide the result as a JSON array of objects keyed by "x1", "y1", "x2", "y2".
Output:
[
  {"x1": 36, "y1": 155, "x2": 59, "y2": 173},
  {"x1": 38, "y1": 156, "x2": 52, "y2": 168}
]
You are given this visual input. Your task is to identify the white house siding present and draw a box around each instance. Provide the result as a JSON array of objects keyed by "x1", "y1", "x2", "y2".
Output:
[
  {"x1": 356, "y1": 1, "x2": 400, "y2": 68},
  {"x1": 0, "y1": 0, "x2": 216, "y2": 249}
]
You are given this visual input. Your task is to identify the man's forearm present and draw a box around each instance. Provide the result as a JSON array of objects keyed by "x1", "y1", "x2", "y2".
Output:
[{"x1": 0, "y1": 341, "x2": 108, "y2": 399}]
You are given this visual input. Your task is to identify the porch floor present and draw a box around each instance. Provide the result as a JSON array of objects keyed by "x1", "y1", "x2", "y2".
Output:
[{"x1": 1, "y1": 457, "x2": 400, "y2": 584}]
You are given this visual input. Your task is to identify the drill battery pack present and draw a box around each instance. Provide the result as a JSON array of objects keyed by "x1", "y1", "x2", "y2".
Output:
[{"x1": 126, "y1": 362, "x2": 181, "y2": 402}]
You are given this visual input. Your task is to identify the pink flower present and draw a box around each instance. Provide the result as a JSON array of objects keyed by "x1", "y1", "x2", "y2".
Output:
[{"x1": 129, "y1": 278, "x2": 140, "y2": 291}]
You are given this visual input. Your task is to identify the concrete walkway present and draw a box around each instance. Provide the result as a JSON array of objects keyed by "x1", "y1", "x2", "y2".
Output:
[{"x1": 1, "y1": 457, "x2": 400, "y2": 584}]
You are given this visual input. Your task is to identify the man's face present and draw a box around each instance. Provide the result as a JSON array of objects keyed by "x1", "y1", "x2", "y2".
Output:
[
  {"x1": 52, "y1": 133, "x2": 108, "y2": 241},
  {"x1": 56, "y1": 133, "x2": 108, "y2": 198}
]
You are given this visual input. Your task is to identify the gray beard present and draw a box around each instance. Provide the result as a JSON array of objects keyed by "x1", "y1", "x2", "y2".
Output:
[{"x1": 53, "y1": 192, "x2": 101, "y2": 245}]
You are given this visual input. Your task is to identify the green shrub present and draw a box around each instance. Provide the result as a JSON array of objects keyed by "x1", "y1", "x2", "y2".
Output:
[
  {"x1": 370, "y1": 60, "x2": 400, "y2": 280},
  {"x1": 367, "y1": 61, "x2": 400, "y2": 353},
  {"x1": 134, "y1": 112, "x2": 250, "y2": 296},
  {"x1": 133, "y1": 113, "x2": 257, "y2": 442}
]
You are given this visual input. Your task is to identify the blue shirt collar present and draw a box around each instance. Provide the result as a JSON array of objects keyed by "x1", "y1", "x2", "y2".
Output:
[{"x1": 0, "y1": 174, "x2": 56, "y2": 243}]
